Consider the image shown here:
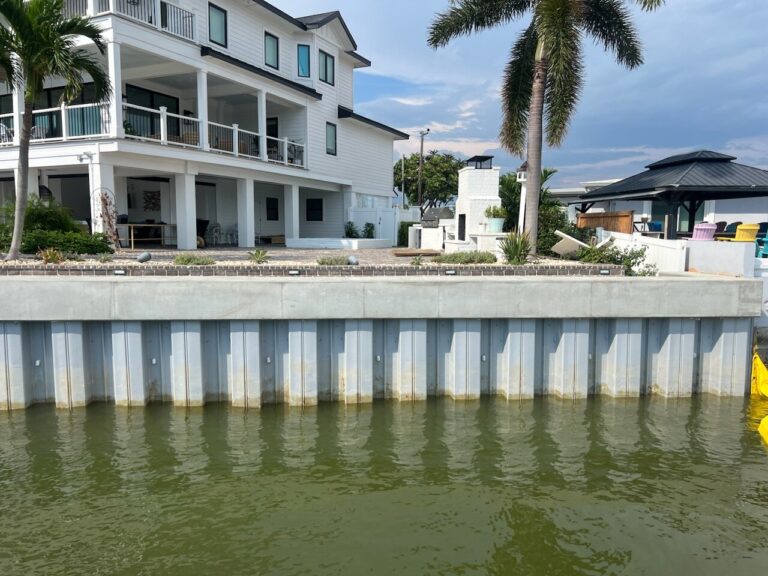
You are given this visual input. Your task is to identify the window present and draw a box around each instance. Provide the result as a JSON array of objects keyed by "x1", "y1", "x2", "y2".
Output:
[
  {"x1": 208, "y1": 3, "x2": 227, "y2": 47},
  {"x1": 266, "y1": 197, "x2": 279, "y2": 221},
  {"x1": 297, "y1": 44, "x2": 310, "y2": 78},
  {"x1": 326, "y1": 122, "x2": 337, "y2": 156},
  {"x1": 265, "y1": 32, "x2": 279, "y2": 69},
  {"x1": 306, "y1": 199, "x2": 323, "y2": 222},
  {"x1": 319, "y1": 50, "x2": 335, "y2": 85}
]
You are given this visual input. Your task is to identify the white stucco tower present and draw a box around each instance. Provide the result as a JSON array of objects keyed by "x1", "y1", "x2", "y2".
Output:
[{"x1": 450, "y1": 156, "x2": 502, "y2": 247}]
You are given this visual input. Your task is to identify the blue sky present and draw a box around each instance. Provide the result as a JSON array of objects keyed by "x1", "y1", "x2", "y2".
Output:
[{"x1": 278, "y1": 0, "x2": 768, "y2": 186}]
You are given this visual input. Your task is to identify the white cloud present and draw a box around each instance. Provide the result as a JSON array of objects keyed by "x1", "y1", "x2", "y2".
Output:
[
  {"x1": 456, "y1": 99, "x2": 482, "y2": 118},
  {"x1": 395, "y1": 138, "x2": 500, "y2": 158},
  {"x1": 391, "y1": 96, "x2": 433, "y2": 106}
]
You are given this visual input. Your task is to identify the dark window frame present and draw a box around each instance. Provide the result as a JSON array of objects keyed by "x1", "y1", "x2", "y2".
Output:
[
  {"x1": 297, "y1": 44, "x2": 311, "y2": 78},
  {"x1": 326, "y1": 122, "x2": 337, "y2": 156},
  {"x1": 208, "y1": 3, "x2": 228, "y2": 48},
  {"x1": 266, "y1": 197, "x2": 279, "y2": 221},
  {"x1": 306, "y1": 198, "x2": 324, "y2": 222},
  {"x1": 264, "y1": 32, "x2": 280, "y2": 70},
  {"x1": 319, "y1": 50, "x2": 335, "y2": 86}
]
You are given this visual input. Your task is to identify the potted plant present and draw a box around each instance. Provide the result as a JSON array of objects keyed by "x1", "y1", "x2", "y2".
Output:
[{"x1": 484, "y1": 205, "x2": 507, "y2": 233}]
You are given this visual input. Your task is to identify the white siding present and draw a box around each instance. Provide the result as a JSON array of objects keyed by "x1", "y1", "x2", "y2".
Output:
[
  {"x1": 254, "y1": 182, "x2": 285, "y2": 237},
  {"x1": 300, "y1": 189, "x2": 344, "y2": 238}
]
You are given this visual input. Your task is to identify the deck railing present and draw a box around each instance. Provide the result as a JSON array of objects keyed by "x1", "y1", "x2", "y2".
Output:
[
  {"x1": 29, "y1": 103, "x2": 111, "y2": 142},
  {"x1": 67, "y1": 0, "x2": 196, "y2": 42},
  {"x1": 0, "y1": 113, "x2": 14, "y2": 146}
]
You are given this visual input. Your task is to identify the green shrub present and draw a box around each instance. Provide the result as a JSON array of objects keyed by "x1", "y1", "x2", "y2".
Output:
[
  {"x1": 410, "y1": 256, "x2": 423, "y2": 267},
  {"x1": 37, "y1": 247, "x2": 65, "y2": 264},
  {"x1": 577, "y1": 245, "x2": 657, "y2": 276},
  {"x1": 432, "y1": 251, "x2": 497, "y2": 265},
  {"x1": 500, "y1": 232, "x2": 531, "y2": 265},
  {"x1": 398, "y1": 221, "x2": 418, "y2": 247},
  {"x1": 249, "y1": 249, "x2": 270, "y2": 264},
  {"x1": 317, "y1": 256, "x2": 349, "y2": 266},
  {"x1": 174, "y1": 253, "x2": 215, "y2": 266},
  {"x1": 21, "y1": 230, "x2": 112, "y2": 254},
  {"x1": 98, "y1": 254, "x2": 114, "y2": 264},
  {"x1": 344, "y1": 221, "x2": 360, "y2": 239},
  {"x1": 363, "y1": 222, "x2": 375, "y2": 239},
  {"x1": 484, "y1": 205, "x2": 507, "y2": 219}
]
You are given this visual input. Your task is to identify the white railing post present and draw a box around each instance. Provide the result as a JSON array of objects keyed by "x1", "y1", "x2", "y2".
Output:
[
  {"x1": 159, "y1": 106, "x2": 168, "y2": 144},
  {"x1": 107, "y1": 41, "x2": 123, "y2": 138},
  {"x1": 61, "y1": 103, "x2": 69, "y2": 141},
  {"x1": 109, "y1": 0, "x2": 115, "y2": 13},
  {"x1": 11, "y1": 86, "x2": 22, "y2": 146},
  {"x1": 154, "y1": 0, "x2": 162, "y2": 29},
  {"x1": 196, "y1": 69, "x2": 208, "y2": 150},
  {"x1": 86, "y1": 0, "x2": 96, "y2": 16},
  {"x1": 281, "y1": 138, "x2": 288, "y2": 165},
  {"x1": 257, "y1": 89, "x2": 267, "y2": 161},
  {"x1": 233, "y1": 124, "x2": 239, "y2": 156}
]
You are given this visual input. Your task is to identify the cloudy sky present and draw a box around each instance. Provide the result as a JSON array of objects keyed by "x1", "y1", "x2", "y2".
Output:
[{"x1": 278, "y1": 0, "x2": 768, "y2": 186}]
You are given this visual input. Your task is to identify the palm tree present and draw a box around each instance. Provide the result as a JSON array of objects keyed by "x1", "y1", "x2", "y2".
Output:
[
  {"x1": 0, "y1": 0, "x2": 111, "y2": 260},
  {"x1": 429, "y1": 0, "x2": 664, "y2": 252}
]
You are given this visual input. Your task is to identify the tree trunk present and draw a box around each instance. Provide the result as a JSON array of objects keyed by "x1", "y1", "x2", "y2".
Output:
[
  {"x1": 5, "y1": 101, "x2": 34, "y2": 261},
  {"x1": 523, "y1": 52, "x2": 548, "y2": 254}
]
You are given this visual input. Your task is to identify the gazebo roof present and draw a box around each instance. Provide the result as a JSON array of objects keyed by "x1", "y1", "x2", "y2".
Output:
[{"x1": 580, "y1": 150, "x2": 768, "y2": 202}]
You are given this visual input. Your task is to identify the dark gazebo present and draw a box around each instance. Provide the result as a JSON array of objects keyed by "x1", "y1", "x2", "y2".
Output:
[{"x1": 577, "y1": 150, "x2": 768, "y2": 239}]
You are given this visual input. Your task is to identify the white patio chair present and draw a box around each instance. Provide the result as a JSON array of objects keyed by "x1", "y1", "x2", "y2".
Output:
[
  {"x1": 30, "y1": 125, "x2": 46, "y2": 140},
  {"x1": 0, "y1": 123, "x2": 13, "y2": 143}
]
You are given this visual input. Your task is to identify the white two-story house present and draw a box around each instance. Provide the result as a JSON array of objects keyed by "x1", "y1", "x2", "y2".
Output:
[{"x1": 0, "y1": 0, "x2": 408, "y2": 249}]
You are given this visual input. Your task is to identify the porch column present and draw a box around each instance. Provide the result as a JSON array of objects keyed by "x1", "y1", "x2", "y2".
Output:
[
  {"x1": 89, "y1": 162, "x2": 115, "y2": 233},
  {"x1": 14, "y1": 167, "x2": 39, "y2": 199},
  {"x1": 175, "y1": 173, "x2": 197, "y2": 250},
  {"x1": 197, "y1": 69, "x2": 209, "y2": 150},
  {"x1": 86, "y1": 0, "x2": 96, "y2": 17},
  {"x1": 108, "y1": 41, "x2": 123, "y2": 139},
  {"x1": 665, "y1": 200, "x2": 679, "y2": 240},
  {"x1": 237, "y1": 178, "x2": 255, "y2": 248},
  {"x1": 11, "y1": 85, "x2": 22, "y2": 146},
  {"x1": 284, "y1": 183, "x2": 300, "y2": 240},
  {"x1": 257, "y1": 89, "x2": 267, "y2": 161}
]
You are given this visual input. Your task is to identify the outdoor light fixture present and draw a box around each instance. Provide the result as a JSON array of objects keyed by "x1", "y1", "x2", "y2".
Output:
[
  {"x1": 517, "y1": 160, "x2": 529, "y2": 233},
  {"x1": 600, "y1": 269, "x2": 611, "y2": 275},
  {"x1": 288, "y1": 270, "x2": 301, "y2": 276},
  {"x1": 516, "y1": 161, "x2": 528, "y2": 183},
  {"x1": 113, "y1": 270, "x2": 126, "y2": 276},
  {"x1": 445, "y1": 269, "x2": 457, "y2": 276}
]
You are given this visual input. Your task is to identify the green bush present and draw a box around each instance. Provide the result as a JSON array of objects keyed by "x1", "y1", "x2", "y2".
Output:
[
  {"x1": 484, "y1": 205, "x2": 507, "y2": 219},
  {"x1": 249, "y1": 249, "x2": 270, "y2": 264},
  {"x1": 398, "y1": 221, "x2": 418, "y2": 247},
  {"x1": 577, "y1": 245, "x2": 657, "y2": 276},
  {"x1": 37, "y1": 247, "x2": 65, "y2": 264},
  {"x1": 317, "y1": 256, "x2": 349, "y2": 266},
  {"x1": 410, "y1": 256, "x2": 423, "y2": 267},
  {"x1": 433, "y1": 251, "x2": 497, "y2": 265},
  {"x1": 174, "y1": 253, "x2": 215, "y2": 266},
  {"x1": 21, "y1": 230, "x2": 112, "y2": 254},
  {"x1": 500, "y1": 232, "x2": 531, "y2": 265},
  {"x1": 344, "y1": 221, "x2": 360, "y2": 239},
  {"x1": 363, "y1": 222, "x2": 375, "y2": 239}
]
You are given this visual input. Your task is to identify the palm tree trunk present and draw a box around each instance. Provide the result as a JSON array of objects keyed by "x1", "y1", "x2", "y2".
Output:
[
  {"x1": 5, "y1": 101, "x2": 33, "y2": 261},
  {"x1": 523, "y1": 51, "x2": 548, "y2": 254}
]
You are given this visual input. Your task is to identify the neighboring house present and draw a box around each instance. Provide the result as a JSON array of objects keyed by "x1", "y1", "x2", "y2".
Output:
[{"x1": 0, "y1": 0, "x2": 408, "y2": 249}]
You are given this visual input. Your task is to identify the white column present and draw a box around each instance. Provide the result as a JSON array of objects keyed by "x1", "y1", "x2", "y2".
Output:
[
  {"x1": 175, "y1": 173, "x2": 197, "y2": 250},
  {"x1": 197, "y1": 69, "x2": 208, "y2": 150},
  {"x1": 15, "y1": 167, "x2": 39, "y2": 199},
  {"x1": 89, "y1": 162, "x2": 115, "y2": 233},
  {"x1": 237, "y1": 178, "x2": 255, "y2": 248},
  {"x1": 153, "y1": 0, "x2": 162, "y2": 29},
  {"x1": 257, "y1": 89, "x2": 267, "y2": 161},
  {"x1": 284, "y1": 183, "x2": 300, "y2": 240},
  {"x1": 107, "y1": 41, "x2": 123, "y2": 138},
  {"x1": 11, "y1": 86, "x2": 22, "y2": 146},
  {"x1": 86, "y1": 0, "x2": 96, "y2": 16}
]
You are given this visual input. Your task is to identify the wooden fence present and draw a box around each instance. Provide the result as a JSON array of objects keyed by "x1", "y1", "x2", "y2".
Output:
[{"x1": 577, "y1": 211, "x2": 634, "y2": 234}]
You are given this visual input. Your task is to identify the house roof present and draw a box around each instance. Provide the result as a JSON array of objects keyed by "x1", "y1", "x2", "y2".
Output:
[
  {"x1": 296, "y1": 11, "x2": 358, "y2": 50},
  {"x1": 200, "y1": 47, "x2": 323, "y2": 100},
  {"x1": 580, "y1": 150, "x2": 768, "y2": 203},
  {"x1": 338, "y1": 106, "x2": 409, "y2": 140}
]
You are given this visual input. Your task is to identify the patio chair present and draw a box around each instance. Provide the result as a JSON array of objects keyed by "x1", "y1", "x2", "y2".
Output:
[
  {"x1": 724, "y1": 221, "x2": 742, "y2": 233},
  {"x1": 758, "y1": 222, "x2": 768, "y2": 238},
  {"x1": 0, "y1": 123, "x2": 13, "y2": 143},
  {"x1": 691, "y1": 223, "x2": 717, "y2": 241},
  {"x1": 715, "y1": 221, "x2": 727, "y2": 232},
  {"x1": 30, "y1": 125, "x2": 46, "y2": 140},
  {"x1": 720, "y1": 224, "x2": 759, "y2": 243}
]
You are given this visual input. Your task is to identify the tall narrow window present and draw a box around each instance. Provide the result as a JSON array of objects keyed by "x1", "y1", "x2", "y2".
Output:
[
  {"x1": 319, "y1": 50, "x2": 335, "y2": 86},
  {"x1": 297, "y1": 44, "x2": 310, "y2": 78},
  {"x1": 265, "y1": 32, "x2": 279, "y2": 70},
  {"x1": 209, "y1": 3, "x2": 227, "y2": 47},
  {"x1": 266, "y1": 197, "x2": 279, "y2": 221},
  {"x1": 326, "y1": 122, "x2": 337, "y2": 156},
  {"x1": 306, "y1": 199, "x2": 323, "y2": 222}
]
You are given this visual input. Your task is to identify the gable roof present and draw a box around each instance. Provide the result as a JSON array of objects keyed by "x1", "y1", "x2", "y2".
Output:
[
  {"x1": 296, "y1": 11, "x2": 358, "y2": 50},
  {"x1": 580, "y1": 150, "x2": 768, "y2": 202},
  {"x1": 338, "y1": 106, "x2": 409, "y2": 140}
]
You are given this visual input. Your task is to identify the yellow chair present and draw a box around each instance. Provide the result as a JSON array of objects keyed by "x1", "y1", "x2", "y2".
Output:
[{"x1": 718, "y1": 223, "x2": 759, "y2": 242}]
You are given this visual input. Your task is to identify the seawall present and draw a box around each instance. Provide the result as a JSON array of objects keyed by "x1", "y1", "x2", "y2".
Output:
[{"x1": 0, "y1": 276, "x2": 761, "y2": 409}]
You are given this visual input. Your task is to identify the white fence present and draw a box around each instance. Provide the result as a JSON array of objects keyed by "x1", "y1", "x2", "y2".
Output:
[{"x1": 609, "y1": 232, "x2": 688, "y2": 273}]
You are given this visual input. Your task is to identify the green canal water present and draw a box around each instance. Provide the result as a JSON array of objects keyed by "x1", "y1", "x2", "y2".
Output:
[{"x1": 1, "y1": 398, "x2": 767, "y2": 575}]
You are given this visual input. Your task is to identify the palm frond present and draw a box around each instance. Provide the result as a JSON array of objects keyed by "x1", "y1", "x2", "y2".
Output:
[
  {"x1": 634, "y1": 0, "x2": 665, "y2": 10},
  {"x1": 429, "y1": 0, "x2": 533, "y2": 47},
  {"x1": 499, "y1": 22, "x2": 538, "y2": 155},
  {"x1": 537, "y1": 0, "x2": 583, "y2": 147},
  {"x1": 582, "y1": 0, "x2": 642, "y2": 68}
]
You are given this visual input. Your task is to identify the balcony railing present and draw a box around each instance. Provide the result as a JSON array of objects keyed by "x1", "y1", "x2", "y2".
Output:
[
  {"x1": 65, "y1": 0, "x2": 196, "y2": 42},
  {"x1": 0, "y1": 113, "x2": 14, "y2": 146},
  {"x1": 28, "y1": 103, "x2": 111, "y2": 142},
  {"x1": 122, "y1": 104, "x2": 306, "y2": 168}
]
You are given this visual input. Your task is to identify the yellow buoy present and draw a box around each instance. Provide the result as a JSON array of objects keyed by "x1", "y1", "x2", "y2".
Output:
[
  {"x1": 751, "y1": 353, "x2": 768, "y2": 398},
  {"x1": 760, "y1": 417, "x2": 768, "y2": 445}
]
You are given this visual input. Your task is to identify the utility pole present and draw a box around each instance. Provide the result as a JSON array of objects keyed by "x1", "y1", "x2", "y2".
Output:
[
  {"x1": 417, "y1": 128, "x2": 430, "y2": 216},
  {"x1": 402, "y1": 154, "x2": 407, "y2": 209}
]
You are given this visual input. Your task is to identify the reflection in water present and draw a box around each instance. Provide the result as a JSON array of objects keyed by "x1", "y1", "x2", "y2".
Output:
[{"x1": 0, "y1": 398, "x2": 767, "y2": 575}]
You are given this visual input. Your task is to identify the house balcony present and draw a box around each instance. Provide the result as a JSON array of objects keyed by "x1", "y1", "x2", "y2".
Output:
[{"x1": 64, "y1": 0, "x2": 196, "y2": 42}]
